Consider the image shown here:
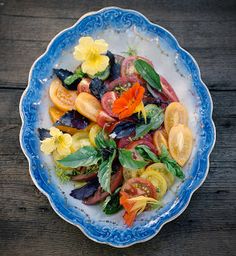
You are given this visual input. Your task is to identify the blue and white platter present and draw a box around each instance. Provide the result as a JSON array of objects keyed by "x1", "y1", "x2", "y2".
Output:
[{"x1": 20, "y1": 7, "x2": 216, "y2": 247}]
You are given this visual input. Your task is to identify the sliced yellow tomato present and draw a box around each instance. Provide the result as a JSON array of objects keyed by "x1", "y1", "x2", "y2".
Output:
[
  {"x1": 153, "y1": 129, "x2": 168, "y2": 155},
  {"x1": 145, "y1": 163, "x2": 174, "y2": 188},
  {"x1": 164, "y1": 102, "x2": 188, "y2": 134},
  {"x1": 70, "y1": 130, "x2": 91, "y2": 152},
  {"x1": 49, "y1": 106, "x2": 65, "y2": 123},
  {"x1": 84, "y1": 122, "x2": 96, "y2": 132},
  {"x1": 140, "y1": 169, "x2": 167, "y2": 199},
  {"x1": 123, "y1": 168, "x2": 145, "y2": 181},
  {"x1": 75, "y1": 92, "x2": 102, "y2": 122},
  {"x1": 49, "y1": 79, "x2": 78, "y2": 112},
  {"x1": 168, "y1": 124, "x2": 193, "y2": 166},
  {"x1": 89, "y1": 124, "x2": 102, "y2": 147}
]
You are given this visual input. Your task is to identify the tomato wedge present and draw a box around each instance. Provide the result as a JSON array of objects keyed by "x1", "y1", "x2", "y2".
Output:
[
  {"x1": 106, "y1": 76, "x2": 143, "y2": 91},
  {"x1": 49, "y1": 79, "x2": 78, "y2": 112},
  {"x1": 118, "y1": 133, "x2": 153, "y2": 148},
  {"x1": 101, "y1": 91, "x2": 118, "y2": 117},
  {"x1": 71, "y1": 172, "x2": 97, "y2": 182},
  {"x1": 160, "y1": 76, "x2": 179, "y2": 102},
  {"x1": 83, "y1": 168, "x2": 123, "y2": 205},
  {"x1": 121, "y1": 177, "x2": 157, "y2": 199},
  {"x1": 125, "y1": 139, "x2": 157, "y2": 155},
  {"x1": 96, "y1": 110, "x2": 116, "y2": 128},
  {"x1": 121, "y1": 56, "x2": 153, "y2": 80},
  {"x1": 49, "y1": 106, "x2": 65, "y2": 123},
  {"x1": 153, "y1": 129, "x2": 168, "y2": 155},
  {"x1": 75, "y1": 92, "x2": 102, "y2": 122},
  {"x1": 77, "y1": 78, "x2": 91, "y2": 94}
]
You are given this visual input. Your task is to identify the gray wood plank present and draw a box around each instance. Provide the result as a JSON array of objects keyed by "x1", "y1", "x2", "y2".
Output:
[
  {"x1": 1, "y1": 0, "x2": 236, "y2": 22},
  {"x1": 0, "y1": 0, "x2": 236, "y2": 255}
]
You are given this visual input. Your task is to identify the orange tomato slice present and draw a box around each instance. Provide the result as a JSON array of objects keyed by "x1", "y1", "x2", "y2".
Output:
[
  {"x1": 164, "y1": 102, "x2": 188, "y2": 134},
  {"x1": 49, "y1": 106, "x2": 65, "y2": 123},
  {"x1": 75, "y1": 92, "x2": 102, "y2": 122},
  {"x1": 168, "y1": 124, "x2": 193, "y2": 166},
  {"x1": 153, "y1": 129, "x2": 168, "y2": 155},
  {"x1": 49, "y1": 79, "x2": 78, "y2": 112}
]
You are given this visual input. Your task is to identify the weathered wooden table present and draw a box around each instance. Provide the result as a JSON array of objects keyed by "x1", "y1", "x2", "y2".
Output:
[{"x1": 0, "y1": 1, "x2": 235, "y2": 255}]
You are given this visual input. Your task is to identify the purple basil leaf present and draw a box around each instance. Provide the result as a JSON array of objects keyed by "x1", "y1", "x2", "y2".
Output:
[
  {"x1": 38, "y1": 128, "x2": 51, "y2": 140},
  {"x1": 70, "y1": 178, "x2": 99, "y2": 200},
  {"x1": 53, "y1": 68, "x2": 79, "y2": 90},
  {"x1": 110, "y1": 121, "x2": 136, "y2": 139},
  {"x1": 55, "y1": 110, "x2": 89, "y2": 130}
]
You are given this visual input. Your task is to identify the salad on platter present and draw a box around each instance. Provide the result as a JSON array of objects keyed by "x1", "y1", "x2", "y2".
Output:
[{"x1": 39, "y1": 36, "x2": 193, "y2": 226}]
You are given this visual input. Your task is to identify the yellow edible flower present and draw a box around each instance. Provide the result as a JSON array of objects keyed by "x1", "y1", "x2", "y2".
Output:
[
  {"x1": 134, "y1": 101, "x2": 147, "y2": 123},
  {"x1": 40, "y1": 127, "x2": 72, "y2": 157},
  {"x1": 73, "y1": 36, "x2": 109, "y2": 76}
]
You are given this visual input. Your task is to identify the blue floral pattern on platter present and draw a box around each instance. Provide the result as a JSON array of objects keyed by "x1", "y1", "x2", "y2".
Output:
[{"x1": 20, "y1": 7, "x2": 216, "y2": 247}]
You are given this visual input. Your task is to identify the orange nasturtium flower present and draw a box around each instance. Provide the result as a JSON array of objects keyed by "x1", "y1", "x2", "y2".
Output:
[
  {"x1": 112, "y1": 82, "x2": 146, "y2": 120},
  {"x1": 120, "y1": 191, "x2": 158, "y2": 226}
]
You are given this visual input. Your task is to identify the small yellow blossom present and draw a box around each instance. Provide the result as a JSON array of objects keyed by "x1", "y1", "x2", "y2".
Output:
[
  {"x1": 73, "y1": 36, "x2": 109, "y2": 76},
  {"x1": 134, "y1": 101, "x2": 147, "y2": 123},
  {"x1": 40, "y1": 127, "x2": 72, "y2": 157}
]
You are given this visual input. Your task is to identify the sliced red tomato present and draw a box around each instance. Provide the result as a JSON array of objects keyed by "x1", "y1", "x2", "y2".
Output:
[
  {"x1": 125, "y1": 139, "x2": 157, "y2": 155},
  {"x1": 101, "y1": 91, "x2": 118, "y2": 117},
  {"x1": 83, "y1": 168, "x2": 123, "y2": 205},
  {"x1": 121, "y1": 177, "x2": 157, "y2": 199},
  {"x1": 118, "y1": 133, "x2": 153, "y2": 148},
  {"x1": 77, "y1": 78, "x2": 91, "y2": 94},
  {"x1": 118, "y1": 136, "x2": 133, "y2": 148},
  {"x1": 71, "y1": 172, "x2": 97, "y2": 182},
  {"x1": 160, "y1": 76, "x2": 179, "y2": 102},
  {"x1": 96, "y1": 110, "x2": 116, "y2": 128},
  {"x1": 121, "y1": 56, "x2": 153, "y2": 79},
  {"x1": 106, "y1": 76, "x2": 143, "y2": 91}
]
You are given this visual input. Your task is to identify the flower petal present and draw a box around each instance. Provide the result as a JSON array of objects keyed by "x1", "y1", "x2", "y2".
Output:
[
  {"x1": 56, "y1": 133, "x2": 72, "y2": 156},
  {"x1": 40, "y1": 137, "x2": 56, "y2": 154},
  {"x1": 81, "y1": 60, "x2": 98, "y2": 76},
  {"x1": 73, "y1": 37, "x2": 94, "y2": 61},
  {"x1": 50, "y1": 127, "x2": 62, "y2": 137},
  {"x1": 81, "y1": 55, "x2": 109, "y2": 76},
  {"x1": 94, "y1": 39, "x2": 109, "y2": 54}
]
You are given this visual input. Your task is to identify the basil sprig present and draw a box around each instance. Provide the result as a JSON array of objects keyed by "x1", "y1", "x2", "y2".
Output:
[
  {"x1": 118, "y1": 149, "x2": 148, "y2": 170},
  {"x1": 58, "y1": 146, "x2": 101, "y2": 168},
  {"x1": 134, "y1": 59, "x2": 162, "y2": 91},
  {"x1": 159, "y1": 146, "x2": 185, "y2": 179},
  {"x1": 64, "y1": 67, "x2": 85, "y2": 85},
  {"x1": 134, "y1": 104, "x2": 164, "y2": 139}
]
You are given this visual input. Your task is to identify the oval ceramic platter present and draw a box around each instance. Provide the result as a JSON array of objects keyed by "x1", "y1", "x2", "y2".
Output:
[{"x1": 20, "y1": 7, "x2": 216, "y2": 247}]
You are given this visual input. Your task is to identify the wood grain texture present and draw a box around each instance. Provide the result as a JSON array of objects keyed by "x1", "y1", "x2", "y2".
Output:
[{"x1": 0, "y1": 0, "x2": 236, "y2": 255}]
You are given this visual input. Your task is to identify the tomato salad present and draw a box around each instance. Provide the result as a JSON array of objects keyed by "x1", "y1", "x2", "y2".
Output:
[{"x1": 39, "y1": 37, "x2": 193, "y2": 226}]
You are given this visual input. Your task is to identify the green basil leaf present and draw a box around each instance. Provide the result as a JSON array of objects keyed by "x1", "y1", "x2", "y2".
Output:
[
  {"x1": 95, "y1": 131, "x2": 117, "y2": 150},
  {"x1": 98, "y1": 149, "x2": 116, "y2": 193},
  {"x1": 64, "y1": 67, "x2": 85, "y2": 85},
  {"x1": 58, "y1": 146, "x2": 101, "y2": 168},
  {"x1": 134, "y1": 105, "x2": 164, "y2": 139},
  {"x1": 135, "y1": 145, "x2": 160, "y2": 162},
  {"x1": 134, "y1": 59, "x2": 162, "y2": 91},
  {"x1": 64, "y1": 74, "x2": 80, "y2": 85},
  {"x1": 159, "y1": 145, "x2": 185, "y2": 179},
  {"x1": 118, "y1": 149, "x2": 148, "y2": 170},
  {"x1": 102, "y1": 187, "x2": 122, "y2": 215}
]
